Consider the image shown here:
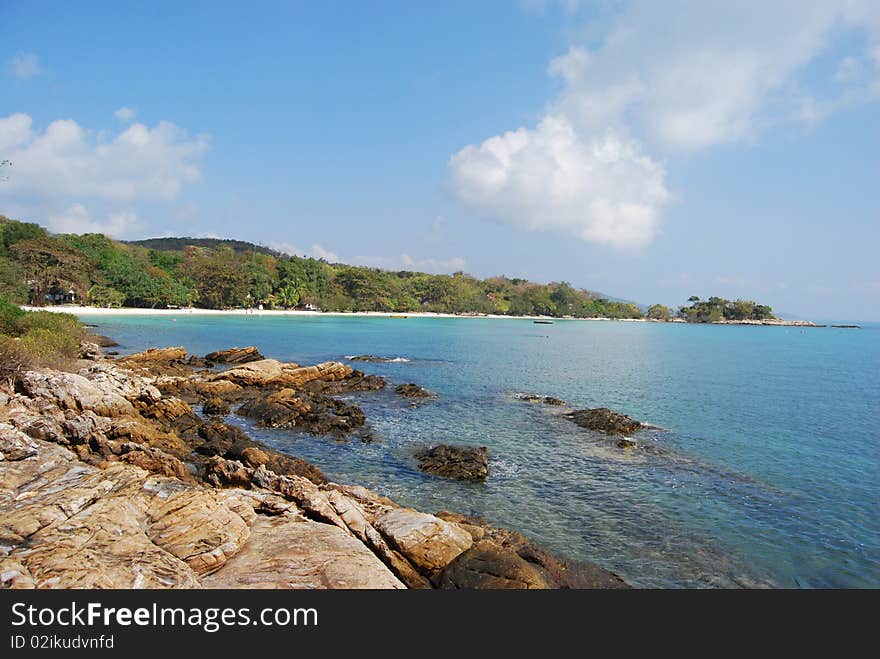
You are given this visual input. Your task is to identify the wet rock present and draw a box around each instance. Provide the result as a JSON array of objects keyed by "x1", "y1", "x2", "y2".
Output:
[
  {"x1": 89, "y1": 334, "x2": 119, "y2": 348},
  {"x1": 194, "y1": 420, "x2": 327, "y2": 484},
  {"x1": 415, "y1": 444, "x2": 489, "y2": 481},
  {"x1": 205, "y1": 346, "x2": 264, "y2": 364},
  {"x1": 237, "y1": 388, "x2": 366, "y2": 438},
  {"x1": 194, "y1": 420, "x2": 249, "y2": 457},
  {"x1": 439, "y1": 540, "x2": 553, "y2": 589},
  {"x1": 565, "y1": 408, "x2": 642, "y2": 435},
  {"x1": 514, "y1": 393, "x2": 567, "y2": 406},
  {"x1": 374, "y1": 508, "x2": 473, "y2": 573},
  {"x1": 202, "y1": 397, "x2": 231, "y2": 417},
  {"x1": 436, "y1": 511, "x2": 628, "y2": 589},
  {"x1": 395, "y1": 383, "x2": 433, "y2": 398}
]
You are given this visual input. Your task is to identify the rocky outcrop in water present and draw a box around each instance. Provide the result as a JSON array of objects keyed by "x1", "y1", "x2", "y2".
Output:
[
  {"x1": 347, "y1": 355, "x2": 405, "y2": 363},
  {"x1": 514, "y1": 393, "x2": 567, "y2": 406},
  {"x1": 0, "y1": 340, "x2": 627, "y2": 590},
  {"x1": 415, "y1": 444, "x2": 489, "y2": 481},
  {"x1": 395, "y1": 383, "x2": 433, "y2": 398},
  {"x1": 204, "y1": 346, "x2": 264, "y2": 364},
  {"x1": 565, "y1": 408, "x2": 642, "y2": 436}
]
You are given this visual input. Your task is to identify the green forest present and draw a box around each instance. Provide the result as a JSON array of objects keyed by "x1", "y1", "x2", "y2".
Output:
[{"x1": 0, "y1": 215, "x2": 774, "y2": 321}]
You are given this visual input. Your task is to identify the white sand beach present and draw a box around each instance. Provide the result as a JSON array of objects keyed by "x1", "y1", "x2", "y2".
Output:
[{"x1": 22, "y1": 305, "x2": 648, "y2": 322}]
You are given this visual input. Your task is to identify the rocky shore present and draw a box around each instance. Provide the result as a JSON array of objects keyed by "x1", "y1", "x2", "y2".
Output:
[{"x1": 0, "y1": 340, "x2": 627, "y2": 590}]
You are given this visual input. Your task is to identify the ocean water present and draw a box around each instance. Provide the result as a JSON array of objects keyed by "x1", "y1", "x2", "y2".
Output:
[{"x1": 83, "y1": 314, "x2": 880, "y2": 588}]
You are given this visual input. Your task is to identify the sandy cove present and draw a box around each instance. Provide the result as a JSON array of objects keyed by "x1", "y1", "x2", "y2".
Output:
[{"x1": 0, "y1": 341, "x2": 627, "y2": 590}]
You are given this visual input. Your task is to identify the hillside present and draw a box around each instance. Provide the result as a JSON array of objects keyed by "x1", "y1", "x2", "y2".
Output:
[
  {"x1": 0, "y1": 214, "x2": 777, "y2": 322},
  {"x1": 125, "y1": 237, "x2": 281, "y2": 258}
]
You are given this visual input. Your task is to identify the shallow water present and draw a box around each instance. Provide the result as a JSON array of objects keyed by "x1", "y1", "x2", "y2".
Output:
[{"x1": 84, "y1": 314, "x2": 880, "y2": 588}]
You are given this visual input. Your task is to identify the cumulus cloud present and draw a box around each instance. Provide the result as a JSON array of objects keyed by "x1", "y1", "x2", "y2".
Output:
[
  {"x1": 7, "y1": 52, "x2": 41, "y2": 79},
  {"x1": 451, "y1": 0, "x2": 880, "y2": 248},
  {"x1": 48, "y1": 203, "x2": 140, "y2": 238},
  {"x1": 0, "y1": 113, "x2": 209, "y2": 202},
  {"x1": 114, "y1": 107, "x2": 137, "y2": 122},
  {"x1": 450, "y1": 115, "x2": 667, "y2": 248},
  {"x1": 272, "y1": 242, "x2": 340, "y2": 262}
]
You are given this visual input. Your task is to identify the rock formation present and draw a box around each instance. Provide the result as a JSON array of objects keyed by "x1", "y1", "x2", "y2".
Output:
[
  {"x1": 0, "y1": 341, "x2": 627, "y2": 590},
  {"x1": 415, "y1": 444, "x2": 489, "y2": 481},
  {"x1": 565, "y1": 408, "x2": 642, "y2": 436}
]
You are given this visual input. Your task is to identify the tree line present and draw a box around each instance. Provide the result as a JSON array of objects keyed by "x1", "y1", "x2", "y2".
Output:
[
  {"x1": 0, "y1": 215, "x2": 775, "y2": 321},
  {"x1": 0, "y1": 216, "x2": 643, "y2": 318}
]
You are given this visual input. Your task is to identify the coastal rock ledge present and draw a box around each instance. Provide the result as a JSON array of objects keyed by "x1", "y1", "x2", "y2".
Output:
[{"x1": 0, "y1": 343, "x2": 627, "y2": 590}]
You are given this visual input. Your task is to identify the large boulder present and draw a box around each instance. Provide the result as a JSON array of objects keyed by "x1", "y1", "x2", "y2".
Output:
[
  {"x1": 415, "y1": 444, "x2": 489, "y2": 481},
  {"x1": 204, "y1": 346, "x2": 264, "y2": 364},
  {"x1": 374, "y1": 509, "x2": 472, "y2": 573},
  {"x1": 565, "y1": 408, "x2": 642, "y2": 436}
]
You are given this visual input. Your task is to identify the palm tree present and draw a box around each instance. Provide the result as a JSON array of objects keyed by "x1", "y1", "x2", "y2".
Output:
[{"x1": 276, "y1": 283, "x2": 304, "y2": 309}]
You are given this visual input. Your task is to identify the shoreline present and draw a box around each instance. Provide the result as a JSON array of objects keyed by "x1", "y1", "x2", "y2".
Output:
[
  {"x1": 0, "y1": 339, "x2": 628, "y2": 590},
  {"x1": 23, "y1": 305, "x2": 826, "y2": 326}
]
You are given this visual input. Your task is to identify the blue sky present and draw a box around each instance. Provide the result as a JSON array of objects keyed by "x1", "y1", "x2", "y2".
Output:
[{"x1": 1, "y1": 1, "x2": 878, "y2": 320}]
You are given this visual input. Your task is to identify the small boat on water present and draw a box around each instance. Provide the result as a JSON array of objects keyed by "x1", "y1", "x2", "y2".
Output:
[
  {"x1": 390, "y1": 315, "x2": 409, "y2": 319},
  {"x1": 533, "y1": 320, "x2": 554, "y2": 324}
]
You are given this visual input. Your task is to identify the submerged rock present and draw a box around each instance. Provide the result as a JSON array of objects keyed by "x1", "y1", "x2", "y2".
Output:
[
  {"x1": 415, "y1": 444, "x2": 489, "y2": 481},
  {"x1": 513, "y1": 393, "x2": 567, "y2": 406},
  {"x1": 395, "y1": 383, "x2": 433, "y2": 398},
  {"x1": 565, "y1": 408, "x2": 642, "y2": 436},
  {"x1": 347, "y1": 355, "x2": 406, "y2": 363},
  {"x1": 436, "y1": 511, "x2": 628, "y2": 589},
  {"x1": 204, "y1": 346, "x2": 264, "y2": 364}
]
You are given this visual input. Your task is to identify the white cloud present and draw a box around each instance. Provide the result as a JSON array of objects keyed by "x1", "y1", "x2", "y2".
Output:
[
  {"x1": 114, "y1": 107, "x2": 137, "y2": 122},
  {"x1": 7, "y1": 52, "x2": 41, "y2": 79},
  {"x1": 353, "y1": 253, "x2": 466, "y2": 274},
  {"x1": 451, "y1": 1, "x2": 880, "y2": 248},
  {"x1": 48, "y1": 203, "x2": 140, "y2": 238},
  {"x1": 0, "y1": 113, "x2": 209, "y2": 202},
  {"x1": 309, "y1": 244, "x2": 340, "y2": 262},
  {"x1": 401, "y1": 254, "x2": 466, "y2": 273},
  {"x1": 450, "y1": 115, "x2": 668, "y2": 248},
  {"x1": 271, "y1": 242, "x2": 340, "y2": 262}
]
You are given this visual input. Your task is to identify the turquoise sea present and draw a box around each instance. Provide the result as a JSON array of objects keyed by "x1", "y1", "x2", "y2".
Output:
[{"x1": 83, "y1": 314, "x2": 880, "y2": 588}]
